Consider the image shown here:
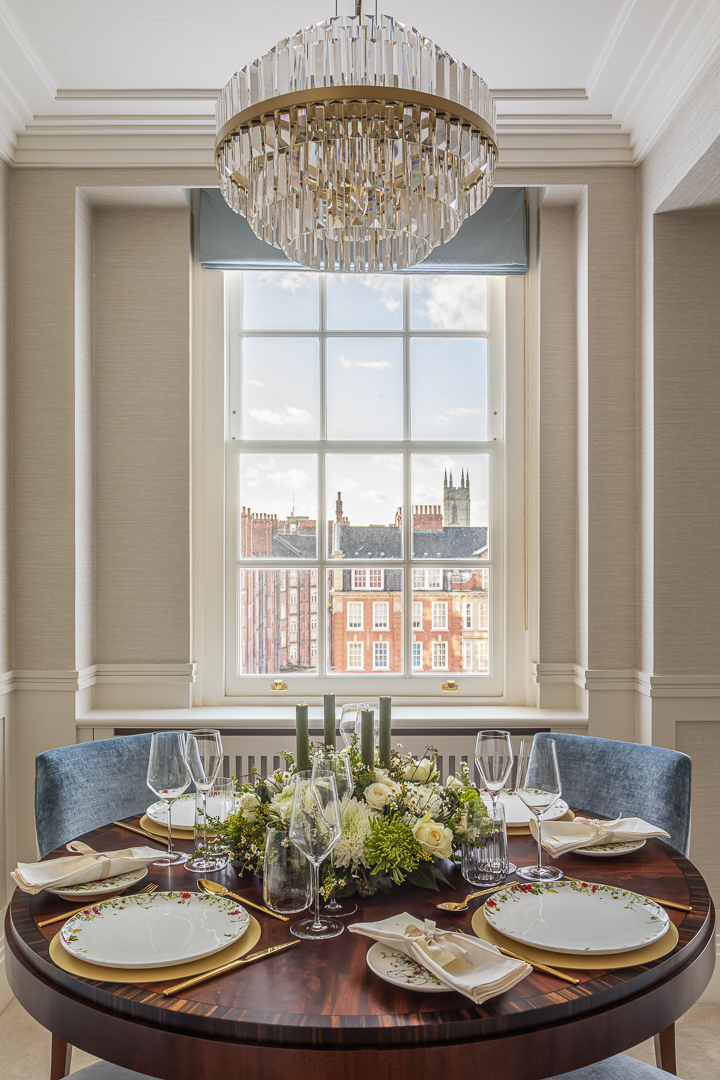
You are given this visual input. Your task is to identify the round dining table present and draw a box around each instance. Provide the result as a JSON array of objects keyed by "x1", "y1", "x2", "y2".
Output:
[{"x1": 5, "y1": 817, "x2": 715, "y2": 1080}]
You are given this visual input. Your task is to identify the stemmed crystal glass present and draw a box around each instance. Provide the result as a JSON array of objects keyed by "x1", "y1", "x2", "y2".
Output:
[
  {"x1": 339, "y1": 703, "x2": 360, "y2": 747},
  {"x1": 288, "y1": 767, "x2": 344, "y2": 940},
  {"x1": 146, "y1": 731, "x2": 191, "y2": 866},
  {"x1": 474, "y1": 729, "x2": 516, "y2": 874},
  {"x1": 312, "y1": 749, "x2": 357, "y2": 917},
  {"x1": 514, "y1": 736, "x2": 564, "y2": 881},
  {"x1": 184, "y1": 729, "x2": 224, "y2": 873}
]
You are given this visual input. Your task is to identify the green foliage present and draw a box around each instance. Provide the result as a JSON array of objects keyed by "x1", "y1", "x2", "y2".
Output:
[{"x1": 363, "y1": 815, "x2": 431, "y2": 885}]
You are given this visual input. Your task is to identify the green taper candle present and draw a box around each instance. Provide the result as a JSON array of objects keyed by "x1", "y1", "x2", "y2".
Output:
[
  {"x1": 361, "y1": 710, "x2": 375, "y2": 769},
  {"x1": 295, "y1": 703, "x2": 310, "y2": 772},
  {"x1": 323, "y1": 693, "x2": 336, "y2": 748},
  {"x1": 379, "y1": 697, "x2": 392, "y2": 767}
]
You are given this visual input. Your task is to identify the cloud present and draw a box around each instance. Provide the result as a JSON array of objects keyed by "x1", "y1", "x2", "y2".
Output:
[
  {"x1": 337, "y1": 273, "x2": 402, "y2": 313},
  {"x1": 246, "y1": 378, "x2": 265, "y2": 387},
  {"x1": 432, "y1": 406, "x2": 485, "y2": 423},
  {"x1": 255, "y1": 270, "x2": 314, "y2": 294},
  {"x1": 414, "y1": 277, "x2": 487, "y2": 330},
  {"x1": 247, "y1": 406, "x2": 314, "y2": 427},
  {"x1": 339, "y1": 355, "x2": 393, "y2": 370}
]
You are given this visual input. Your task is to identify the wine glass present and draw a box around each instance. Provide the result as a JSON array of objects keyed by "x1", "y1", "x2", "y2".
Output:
[
  {"x1": 184, "y1": 729, "x2": 224, "y2": 872},
  {"x1": 339, "y1": 703, "x2": 360, "y2": 747},
  {"x1": 475, "y1": 729, "x2": 516, "y2": 874},
  {"x1": 287, "y1": 767, "x2": 344, "y2": 940},
  {"x1": 313, "y1": 749, "x2": 357, "y2": 917},
  {"x1": 514, "y1": 736, "x2": 564, "y2": 881},
  {"x1": 146, "y1": 731, "x2": 191, "y2": 866}
]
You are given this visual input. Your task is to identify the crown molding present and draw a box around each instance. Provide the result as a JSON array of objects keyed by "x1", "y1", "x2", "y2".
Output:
[
  {"x1": 533, "y1": 663, "x2": 720, "y2": 697},
  {"x1": 4, "y1": 664, "x2": 197, "y2": 692}
]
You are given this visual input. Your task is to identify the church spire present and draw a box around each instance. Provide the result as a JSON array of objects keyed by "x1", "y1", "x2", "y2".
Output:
[
  {"x1": 466, "y1": 469, "x2": 470, "y2": 495},
  {"x1": 444, "y1": 469, "x2": 448, "y2": 489},
  {"x1": 461, "y1": 468, "x2": 465, "y2": 489}
]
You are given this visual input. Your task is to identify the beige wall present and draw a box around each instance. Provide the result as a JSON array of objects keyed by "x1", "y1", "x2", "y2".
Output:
[{"x1": 93, "y1": 206, "x2": 191, "y2": 664}]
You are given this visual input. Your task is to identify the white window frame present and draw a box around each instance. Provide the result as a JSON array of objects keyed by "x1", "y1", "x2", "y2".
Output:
[
  {"x1": 432, "y1": 640, "x2": 448, "y2": 670},
  {"x1": 347, "y1": 601, "x2": 364, "y2": 630},
  {"x1": 463, "y1": 640, "x2": 473, "y2": 670},
  {"x1": 311, "y1": 615, "x2": 317, "y2": 631},
  {"x1": 281, "y1": 631, "x2": 286, "y2": 648},
  {"x1": 412, "y1": 640, "x2": 423, "y2": 670},
  {"x1": 464, "y1": 601, "x2": 473, "y2": 630},
  {"x1": 373, "y1": 601, "x2": 389, "y2": 630},
  {"x1": 432, "y1": 601, "x2": 448, "y2": 630},
  {"x1": 373, "y1": 641, "x2": 389, "y2": 669},
  {"x1": 347, "y1": 641, "x2": 364, "y2": 670},
  {"x1": 412, "y1": 600, "x2": 422, "y2": 629},
  {"x1": 215, "y1": 271, "x2": 512, "y2": 701}
]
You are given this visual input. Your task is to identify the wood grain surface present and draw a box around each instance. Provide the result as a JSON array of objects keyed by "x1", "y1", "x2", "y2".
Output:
[{"x1": 6, "y1": 815, "x2": 716, "y2": 1080}]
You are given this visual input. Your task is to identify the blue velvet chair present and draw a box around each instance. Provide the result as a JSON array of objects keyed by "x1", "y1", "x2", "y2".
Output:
[
  {"x1": 35, "y1": 733, "x2": 154, "y2": 857},
  {"x1": 528, "y1": 732, "x2": 692, "y2": 855}
]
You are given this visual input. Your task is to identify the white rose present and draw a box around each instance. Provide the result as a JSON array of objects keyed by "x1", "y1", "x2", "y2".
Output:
[
  {"x1": 238, "y1": 792, "x2": 261, "y2": 822},
  {"x1": 445, "y1": 774, "x2": 464, "y2": 792},
  {"x1": 364, "y1": 781, "x2": 399, "y2": 810},
  {"x1": 403, "y1": 758, "x2": 435, "y2": 784},
  {"x1": 412, "y1": 813, "x2": 454, "y2": 860}
]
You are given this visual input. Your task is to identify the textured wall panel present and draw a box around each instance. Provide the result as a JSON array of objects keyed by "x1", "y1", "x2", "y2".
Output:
[
  {"x1": 75, "y1": 192, "x2": 94, "y2": 672},
  {"x1": 652, "y1": 212, "x2": 720, "y2": 673},
  {"x1": 0, "y1": 161, "x2": 9, "y2": 675},
  {"x1": 94, "y1": 207, "x2": 191, "y2": 664},
  {"x1": 676, "y1": 722, "x2": 720, "y2": 910},
  {"x1": 538, "y1": 206, "x2": 577, "y2": 663}
]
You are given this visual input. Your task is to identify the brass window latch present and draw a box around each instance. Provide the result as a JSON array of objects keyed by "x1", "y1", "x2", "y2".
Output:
[
  {"x1": 270, "y1": 679, "x2": 288, "y2": 692},
  {"x1": 442, "y1": 679, "x2": 459, "y2": 693}
]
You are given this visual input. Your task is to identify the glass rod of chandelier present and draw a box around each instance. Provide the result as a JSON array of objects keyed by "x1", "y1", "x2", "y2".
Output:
[{"x1": 214, "y1": 15, "x2": 498, "y2": 272}]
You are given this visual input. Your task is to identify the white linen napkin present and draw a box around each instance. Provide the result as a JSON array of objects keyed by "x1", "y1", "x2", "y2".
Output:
[
  {"x1": 530, "y1": 816, "x2": 670, "y2": 857},
  {"x1": 11, "y1": 841, "x2": 161, "y2": 895},
  {"x1": 349, "y1": 912, "x2": 531, "y2": 1004}
]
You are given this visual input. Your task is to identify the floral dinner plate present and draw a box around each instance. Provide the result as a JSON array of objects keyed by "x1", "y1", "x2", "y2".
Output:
[
  {"x1": 575, "y1": 839, "x2": 646, "y2": 858},
  {"x1": 146, "y1": 794, "x2": 197, "y2": 829},
  {"x1": 483, "y1": 880, "x2": 669, "y2": 955},
  {"x1": 46, "y1": 867, "x2": 148, "y2": 901},
  {"x1": 480, "y1": 791, "x2": 569, "y2": 825},
  {"x1": 60, "y1": 890, "x2": 250, "y2": 968},
  {"x1": 366, "y1": 942, "x2": 452, "y2": 993}
]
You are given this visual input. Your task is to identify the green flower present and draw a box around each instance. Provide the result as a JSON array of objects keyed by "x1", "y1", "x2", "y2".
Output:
[{"x1": 363, "y1": 815, "x2": 431, "y2": 884}]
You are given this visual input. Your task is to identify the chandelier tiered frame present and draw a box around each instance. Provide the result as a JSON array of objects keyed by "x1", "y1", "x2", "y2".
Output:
[{"x1": 214, "y1": 14, "x2": 498, "y2": 272}]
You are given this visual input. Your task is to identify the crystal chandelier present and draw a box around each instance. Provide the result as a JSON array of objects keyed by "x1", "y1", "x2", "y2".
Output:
[{"x1": 214, "y1": 13, "x2": 497, "y2": 272}]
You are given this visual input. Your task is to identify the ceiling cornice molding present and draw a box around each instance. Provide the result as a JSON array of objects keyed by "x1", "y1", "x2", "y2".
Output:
[
  {"x1": 586, "y1": 0, "x2": 639, "y2": 97},
  {"x1": 0, "y1": 0, "x2": 55, "y2": 99}
]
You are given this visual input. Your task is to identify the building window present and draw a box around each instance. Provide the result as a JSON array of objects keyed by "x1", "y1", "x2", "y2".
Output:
[
  {"x1": 289, "y1": 644, "x2": 297, "y2": 661},
  {"x1": 373, "y1": 601, "x2": 389, "y2": 629},
  {"x1": 226, "y1": 272, "x2": 504, "y2": 697},
  {"x1": 347, "y1": 642, "x2": 364, "y2": 670},
  {"x1": 478, "y1": 601, "x2": 489, "y2": 630},
  {"x1": 373, "y1": 642, "x2": 389, "y2": 669},
  {"x1": 432, "y1": 601, "x2": 448, "y2": 630},
  {"x1": 281, "y1": 631, "x2": 286, "y2": 648},
  {"x1": 347, "y1": 601, "x2": 363, "y2": 630},
  {"x1": 478, "y1": 638, "x2": 489, "y2": 672},
  {"x1": 463, "y1": 640, "x2": 473, "y2": 670},
  {"x1": 432, "y1": 641, "x2": 448, "y2": 669},
  {"x1": 311, "y1": 642, "x2": 317, "y2": 658}
]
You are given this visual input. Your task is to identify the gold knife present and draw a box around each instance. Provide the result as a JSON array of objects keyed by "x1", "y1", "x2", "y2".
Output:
[
  {"x1": 162, "y1": 940, "x2": 301, "y2": 995},
  {"x1": 456, "y1": 928, "x2": 580, "y2": 985},
  {"x1": 112, "y1": 820, "x2": 165, "y2": 844}
]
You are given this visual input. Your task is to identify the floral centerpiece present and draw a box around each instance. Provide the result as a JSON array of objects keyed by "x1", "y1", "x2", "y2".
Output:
[{"x1": 211, "y1": 739, "x2": 489, "y2": 897}]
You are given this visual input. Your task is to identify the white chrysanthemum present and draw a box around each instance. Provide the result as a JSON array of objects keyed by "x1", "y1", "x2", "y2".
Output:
[
  {"x1": 334, "y1": 797, "x2": 378, "y2": 868},
  {"x1": 412, "y1": 784, "x2": 443, "y2": 819},
  {"x1": 268, "y1": 782, "x2": 295, "y2": 823}
]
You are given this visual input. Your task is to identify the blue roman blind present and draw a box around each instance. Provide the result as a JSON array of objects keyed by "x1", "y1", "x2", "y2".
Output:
[{"x1": 198, "y1": 186, "x2": 527, "y2": 274}]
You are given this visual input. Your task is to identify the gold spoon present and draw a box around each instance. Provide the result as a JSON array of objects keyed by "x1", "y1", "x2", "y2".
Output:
[
  {"x1": 436, "y1": 883, "x2": 509, "y2": 912},
  {"x1": 197, "y1": 878, "x2": 289, "y2": 922}
]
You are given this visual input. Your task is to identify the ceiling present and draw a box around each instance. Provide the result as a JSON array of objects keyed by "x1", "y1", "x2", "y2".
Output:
[{"x1": 2, "y1": 0, "x2": 720, "y2": 169}]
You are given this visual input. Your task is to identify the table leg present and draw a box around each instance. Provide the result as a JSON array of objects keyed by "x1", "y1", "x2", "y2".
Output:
[
  {"x1": 50, "y1": 1035, "x2": 72, "y2": 1080},
  {"x1": 653, "y1": 1024, "x2": 677, "y2": 1075}
]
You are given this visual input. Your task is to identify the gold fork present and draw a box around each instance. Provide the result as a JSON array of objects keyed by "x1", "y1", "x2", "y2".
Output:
[
  {"x1": 436, "y1": 884, "x2": 507, "y2": 911},
  {"x1": 37, "y1": 883, "x2": 157, "y2": 927}
]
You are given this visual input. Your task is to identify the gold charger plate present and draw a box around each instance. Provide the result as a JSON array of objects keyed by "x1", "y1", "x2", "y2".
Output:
[
  {"x1": 507, "y1": 809, "x2": 575, "y2": 836},
  {"x1": 471, "y1": 905, "x2": 679, "y2": 969},
  {"x1": 49, "y1": 912, "x2": 261, "y2": 982},
  {"x1": 140, "y1": 814, "x2": 195, "y2": 840}
]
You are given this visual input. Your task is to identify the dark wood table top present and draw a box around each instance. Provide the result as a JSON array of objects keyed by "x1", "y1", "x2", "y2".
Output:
[{"x1": 6, "y1": 817, "x2": 716, "y2": 1080}]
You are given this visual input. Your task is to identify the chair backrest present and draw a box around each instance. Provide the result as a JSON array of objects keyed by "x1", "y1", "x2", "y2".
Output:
[
  {"x1": 528, "y1": 733, "x2": 692, "y2": 855},
  {"x1": 35, "y1": 734, "x2": 154, "y2": 857}
]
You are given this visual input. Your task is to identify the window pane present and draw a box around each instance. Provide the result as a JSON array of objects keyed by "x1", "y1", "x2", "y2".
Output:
[
  {"x1": 327, "y1": 567, "x2": 403, "y2": 674},
  {"x1": 238, "y1": 568, "x2": 319, "y2": 675},
  {"x1": 326, "y1": 274, "x2": 403, "y2": 329},
  {"x1": 411, "y1": 568, "x2": 489, "y2": 676},
  {"x1": 326, "y1": 338, "x2": 403, "y2": 440},
  {"x1": 238, "y1": 454, "x2": 317, "y2": 559},
  {"x1": 411, "y1": 454, "x2": 489, "y2": 559},
  {"x1": 243, "y1": 271, "x2": 319, "y2": 329},
  {"x1": 325, "y1": 454, "x2": 403, "y2": 559},
  {"x1": 242, "y1": 338, "x2": 319, "y2": 439},
  {"x1": 410, "y1": 275, "x2": 487, "y2": 330},
  {"x1": 410, "y1": 338, "x2": 487, "y2": 440}
]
